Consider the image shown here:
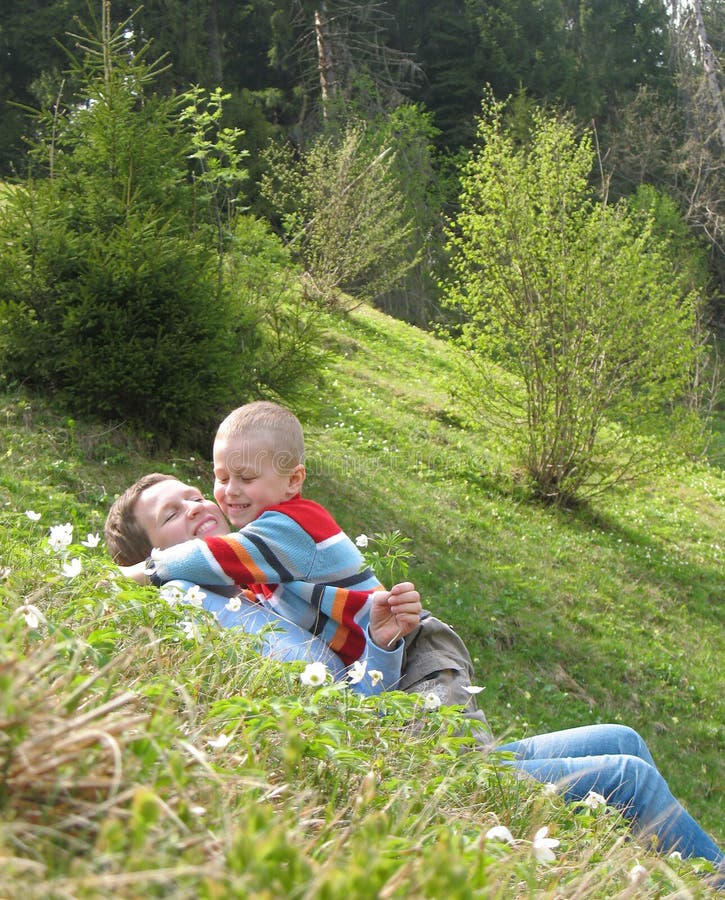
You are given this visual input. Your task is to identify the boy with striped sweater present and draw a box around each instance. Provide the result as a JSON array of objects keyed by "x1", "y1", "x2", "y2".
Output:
[{"x1": 120, "y1": 401, "x2": 486, "y2": 725}]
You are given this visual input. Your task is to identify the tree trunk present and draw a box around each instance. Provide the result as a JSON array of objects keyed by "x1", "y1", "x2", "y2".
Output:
[
  {"x1": 206, "y1": 0, "x2": 224, "y2": 85},
  {"x1": 315, "y1": 3, "x2": 336, "y2": 117},
  {"x1": 690, "y1": 0, "x2": 725, "y2": 151}
]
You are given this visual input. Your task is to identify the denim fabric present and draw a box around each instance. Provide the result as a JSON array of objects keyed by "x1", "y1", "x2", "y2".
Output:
[
  {"x1": 496, "y1": 724, "x2": 724, "y2": 877},
  {"x1": 165, "y1": 580, "x2": 403, "y2": 695}
]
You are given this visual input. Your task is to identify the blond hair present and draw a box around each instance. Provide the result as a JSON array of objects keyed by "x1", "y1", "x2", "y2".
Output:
[
  {"x1": 104, "y1": 473, "x2": 179, "y2": 565},
  {"x1": 216, "y1": 401, "x2": 305, "y2": 470}
]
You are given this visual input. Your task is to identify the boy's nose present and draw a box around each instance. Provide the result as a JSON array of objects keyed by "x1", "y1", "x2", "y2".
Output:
[{"x1": 226, "y1": 478, "x2": 243, "y2": 497}]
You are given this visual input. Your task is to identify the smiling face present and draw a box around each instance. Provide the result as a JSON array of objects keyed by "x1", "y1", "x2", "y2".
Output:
[
  {"x1": 212, "y1": 433, "x2": 305, "y2": 529},
  {"x1": 134, "y1": 479, "x2": 229, "y2": 550}
]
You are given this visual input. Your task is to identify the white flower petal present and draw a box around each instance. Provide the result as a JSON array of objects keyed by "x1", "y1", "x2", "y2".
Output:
[
  {"x1": 629, "y1": 864, "x2": 648, "y2": 883},
  {"x1": 48, "y1": 522, "x2": 74, "y2": 552},
  {"x1": 206, "y1": 733, "x2": 232, "y2": 749},
  {"x1": 14, "y1": 604, "x2": 46, "y2": 629},
  {"x1": 25, "y1": 510, "x2": 41, "y2": 521},
  {"x1": 61, "y1": 557, "x2": 82, "y2": 578},
  {"x1": 532, "y1": 826, "x2": 560, "y2": 863},
  {"x1": 180, "y1": 620, "x2": 201, "y2": 641},
  {"x1": 423, "y1": 691, "x2": 442, "y2": 710},
  {"x1": 184, "y1": 585, "x2": 207, "y2": 607},
  {"x1": 346, "y1": 660, "x2": 367, "y2": 684},
  {"x1": 300, "y1": 661, "x2": 329, "y2": 686},
  {"x1": 355, "y1": 534, "x2": 369, "y2": 548},
  {"x1": 368, "y1": 669, "x2": 384, "y2": 687},
  {"x1": 225, "y1": 596, "x2": 242, "y2": 612},
  {"x1": 81, "y1": 532, "x2": 100, "y2": 548},
  {"x1": 486, "y1": 825, "x2": 515, "y2": 844},
  {"x1": 160, "y1": 585, "x2": 185, "y2": 606},
  {"x1": 582, "y1": 790, "x2": 608, "y2": 809},
  {"x1": 463, "y1": 684, "x2": 484, "y2": 694}
]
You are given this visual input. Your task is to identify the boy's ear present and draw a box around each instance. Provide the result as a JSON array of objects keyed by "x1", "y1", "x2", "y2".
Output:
[{"x1": 287, "y1": 464, "x2": 306, "y2": 495}]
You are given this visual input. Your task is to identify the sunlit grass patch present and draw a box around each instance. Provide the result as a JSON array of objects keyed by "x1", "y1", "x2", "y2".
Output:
[{"x1": 1, "y1": 313, "x2": 723, "y2": 896}]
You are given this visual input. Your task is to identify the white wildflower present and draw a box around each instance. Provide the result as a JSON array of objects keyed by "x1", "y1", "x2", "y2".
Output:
[
  {"x1": 184, "y1": 585, "x2": 207, "y2": 607},
  {"x1": 668, "y1": 851, "x2": 682, "y2": 861},
  {"x1": 160, "y1": 585, "x2": 185, "y2": 606},
  {"x1": 180, "y1": 620, "x2": 201, "y2": 642},
  {"x1": 225, "y1": 596, "x2": 242, "y2": 612},
  {"x1": 189, "y1": 805, "x2": 206, "y2": 817},
  {"x1": 300, "y1": 661, "x2": 328, "y2": 686},
  {"x1": 582, "y1": 790, "x2": 608, "y2": 810},
  {"x1": 81, "y1": 532, "x2": 100, "y2": 548},
  {"x1": 486, "y1": 825, "x2": 515, "y2": 844},
  {"x1": 14, "y1": 604, "x2": 45, "y2": 629},
  {"x1": 206, "y1": 733, "x2": 232, "y2": 749},
  {"x1": 532, "y1": 826, "x2": 559, "y2": 863},
  {"x1": 346, "y1": 659, "x2": 367, "y2": 685},
  {"x1": 463, "y1": 684, "x2": 484, "y2": 694},
  {"x1": 629, "y1": 864, "x2": 648, "y2": 883},
  {"x1": 369, "y1": 669, "x2": 384, "y2": 687},
  {"x1": 61, "y1": 557, "x2": 82, "y2": 578},
  {"x1": 0, "y1": 566, "x2": 11, "y2": 580},
  {"x1": 423, "y1": 691, "x2": 442, "y2": 710},
  {"x1": 48, "y1": 522, "x2": 73, "y2": 552},
  {"x1": 355, "y1": 534, "x2": 369, "y2": 549},
  {"x1": 25, "y1": 510, "x2": 41, "y2": 522}
]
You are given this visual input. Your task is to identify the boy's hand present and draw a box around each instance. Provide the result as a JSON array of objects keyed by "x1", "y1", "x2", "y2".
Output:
[{"x1": 369, "y1": 582, "x2": 421, "y2": 649}]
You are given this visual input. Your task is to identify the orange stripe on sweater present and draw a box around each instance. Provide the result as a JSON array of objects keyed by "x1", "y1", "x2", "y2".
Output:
[
  {"x1": 221, "y1": 536, "x2": 267, "y2": 582},
  {"x1": 331, "y1": 588, "x2": 350, "y2": 629},
  {"x1": 328, "y1": 624, "x2": 348, "y2": 654}
]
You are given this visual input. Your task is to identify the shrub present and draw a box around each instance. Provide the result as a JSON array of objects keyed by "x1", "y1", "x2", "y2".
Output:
[
  {"x1": 444, "y1": 96, "x2": 705, "y2": 503},
  {"x1": 261, "y1": 121, "x2": 417, "y2": 310},
  {"x1": 0, "y1": 6, "x2": 257, "y2": 445},
  {"x1": 224, "y1": 214, "x2": 329, "y2": 403}
]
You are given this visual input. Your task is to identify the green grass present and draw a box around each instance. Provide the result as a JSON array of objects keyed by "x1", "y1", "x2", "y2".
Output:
[
  {"x1": 308, "y1": 308, "x2": 724, "y2": 832},
  {"x1": 0, "y1": 305, "x2": 723, "y2": 897}
]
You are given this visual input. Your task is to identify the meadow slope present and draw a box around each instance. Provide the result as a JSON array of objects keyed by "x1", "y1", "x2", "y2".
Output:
[
  {"x1": 300, "y1": 306, "x2": 724, "y2": 837},
  {"x1": 0, "y1": 304, "x2": 723, "y2": 896}
]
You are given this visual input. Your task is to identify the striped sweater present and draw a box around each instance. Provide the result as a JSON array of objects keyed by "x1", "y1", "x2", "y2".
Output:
[{"x1": 149, "y1": 494, "x2": 382, "y2": 665}]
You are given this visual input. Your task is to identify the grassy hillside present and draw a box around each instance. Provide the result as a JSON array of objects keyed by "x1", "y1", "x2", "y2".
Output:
[
  {"x1": 306, "y1": 307, "x2": 724, "y2": 830},
  {"x1": 0, "y1": 305, "x2": 723, "y2": 897}
]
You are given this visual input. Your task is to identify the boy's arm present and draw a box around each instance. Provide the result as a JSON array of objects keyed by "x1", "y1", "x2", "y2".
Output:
[
  {"x1": 145, "y1": 510, "x2": 329, "y2": 588},
  {"x1": 352, "y1": 628, "x2": 404, "y2": 696}
]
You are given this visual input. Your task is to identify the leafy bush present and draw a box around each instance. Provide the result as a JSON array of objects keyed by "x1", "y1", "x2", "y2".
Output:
[
  {"x1": 261, "y1": 120, "x2": 418, "y2": 310},
  {"x1": 444, "y1": 96, "x2": 705, "y2": 503},
  {"x1": 0, "y1": 8, "x2": 256, "y2": 445},
  {"x1": 224, "y1": 214, "x2": 329, "y2": 404}
]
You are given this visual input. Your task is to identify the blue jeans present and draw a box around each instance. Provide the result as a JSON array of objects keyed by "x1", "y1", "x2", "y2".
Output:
[{"x1": 496, "y1": 724, "x2": 724, "y2": 876}]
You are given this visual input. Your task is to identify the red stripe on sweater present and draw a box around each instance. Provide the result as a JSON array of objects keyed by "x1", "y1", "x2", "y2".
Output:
[
  {"x1": 205, "y1": 535, "x2": 258, "y2": 583},
  {"x1": 262, "y1": 495, "x2": 342, "y2": 544}
]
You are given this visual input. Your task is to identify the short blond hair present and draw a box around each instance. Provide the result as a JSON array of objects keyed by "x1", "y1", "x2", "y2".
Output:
[
  {"x1": 104, "y1": 473, "x2": 179, "y2": 565},
  {"x1": 216, "y1": 401, "x2": 305, "y2": 469}
]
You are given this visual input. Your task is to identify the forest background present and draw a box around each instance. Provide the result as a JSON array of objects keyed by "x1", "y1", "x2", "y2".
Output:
[{"x1": 1, "y1": 0, "x2": 723, "y2": 327}]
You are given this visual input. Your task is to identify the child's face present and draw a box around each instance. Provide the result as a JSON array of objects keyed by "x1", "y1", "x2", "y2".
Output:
[
  {"x1": 213, "y1": 434, "x2": 304, "y2": 529},
  {"x1": 135, "y1": 479, "x2": 229, "y2": 550}
]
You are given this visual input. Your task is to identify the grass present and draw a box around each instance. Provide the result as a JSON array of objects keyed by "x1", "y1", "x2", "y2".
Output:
[{"x1": 0, "y1": 305, "x2": 723, "y2": 897}]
